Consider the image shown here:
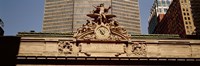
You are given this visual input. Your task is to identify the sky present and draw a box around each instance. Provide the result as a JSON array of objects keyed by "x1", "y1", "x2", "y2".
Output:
[{"x1": 0, "y1": 0, "x2": 154, "y2": 36}]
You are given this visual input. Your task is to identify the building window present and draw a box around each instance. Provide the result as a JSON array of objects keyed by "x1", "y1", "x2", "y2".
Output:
[
  {"x1": 167, "y1": 0, "x2": 171, "y2": 6},
  {"x1": 158, "y1": 1, "x2": 161, "y2": 6},
  {"x1": 187, "y1": 13, "x2": 189, "y2": 15},
  {"x1": 184, "y1": 13, "x2": 186, "y2": 15},
  {"x1": 185, "y1": 17, "x2": 187, "y2": 20},
  {"x1": 189, "y1": 22, "x2": 191, "y2": 24},
  {"x1": 188, "y1": 17, "x2": 190, "y2": 20},
  {"x1": 190, "y1": 26, "x2": 192, "y2": 29},
  {"x1": 164, "y1": 8, "x2": 168, "y2": 12},
  {"x1": 186, "y1": 26, "x2": 189, "y2": 29},
  {"x1": 185, "y1": 21, "x2": 188, "y2": 24},
  {"x1": 162, "y1": 1, "x2": 165, "y2": 6}
]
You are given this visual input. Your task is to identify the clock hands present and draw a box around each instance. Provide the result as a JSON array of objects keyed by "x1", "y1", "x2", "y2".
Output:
[{"x1": 99, "y1": 29, "x2": 105, "y2": 35}]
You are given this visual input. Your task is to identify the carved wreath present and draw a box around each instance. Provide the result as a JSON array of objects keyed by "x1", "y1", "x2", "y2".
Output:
[
  {"x1": 58, "y1": 41, "x2": 73, "y2": 54},
  {"x1": 132, "y1": 42, "x2": 146, "y2": 56}
]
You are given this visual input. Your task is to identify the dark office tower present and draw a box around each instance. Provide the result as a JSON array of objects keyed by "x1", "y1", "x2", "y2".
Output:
[
  {"x1": 0, "y1": 19, "x2": 4, "y2": 36},
  {"x1": 148, "y1": 0, "x2": 173, "y2": 34},
  {"x1": 190, "y1": 0, "x2": 200, "y2": 35},
  {"x1": 43, "y1": 0, "x2": 141, "y2": 34},
  {"x1": 154, "y1": 0, "x2": 196, "y2": 38}
]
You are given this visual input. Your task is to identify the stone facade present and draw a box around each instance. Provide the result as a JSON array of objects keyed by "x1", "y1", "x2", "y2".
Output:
[{"x1": 18, "y1": 37, "x2": 200, "y2": 58}]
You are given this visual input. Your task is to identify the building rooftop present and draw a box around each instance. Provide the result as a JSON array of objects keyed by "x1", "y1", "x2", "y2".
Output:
[
  {"x1": 131, "y1": 34, "x2": 180, "y2": 39},
  {"x1": 17, "y1": 32, "x2": 183, "y2": 39},
  {"x1": 17, "y1": 32, "x2": 74, "y2": 37}
]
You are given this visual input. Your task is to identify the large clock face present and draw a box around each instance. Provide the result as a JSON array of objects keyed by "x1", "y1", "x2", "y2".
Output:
[{"x1": 95, "y1": 26, "x2": 110, "y2": 39}]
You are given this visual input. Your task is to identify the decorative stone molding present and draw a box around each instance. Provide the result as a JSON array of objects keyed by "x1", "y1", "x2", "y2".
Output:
[
  {"x1": 132, "y1": 42, "x2": 146, "y2": 56},
  {"x1": 58, "y1": 41, "x2": 73, "y2": 55}
]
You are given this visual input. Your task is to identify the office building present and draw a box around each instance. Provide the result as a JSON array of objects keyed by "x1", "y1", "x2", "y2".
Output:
[
  {"x1": 148, "y1": 0, "x2": 173, "y2": 34},
  {"x1": 154, "y1": 0, "x2": 196, "y2": 37},
  {"x1": 43, "y1": 0, "x2": 141, "y2": 34}
]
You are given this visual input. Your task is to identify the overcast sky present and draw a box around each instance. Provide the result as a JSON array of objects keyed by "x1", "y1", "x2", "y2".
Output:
[{"x1": 0, "y1": 0, "x2": 154, "y2": 36}]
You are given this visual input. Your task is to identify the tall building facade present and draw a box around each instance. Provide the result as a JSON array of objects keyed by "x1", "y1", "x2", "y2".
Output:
[
  {"x1": 43, "y1": 0, "x2": 141, "y2": 34},
  {"x1": 0, "y1": 19, "x2": 4, "y2": 36},
  {"x1": 43, "y1": 0, "x2": 74, "y2": 33},
  {"x1": 154, "y1": 0, "x2": 196, "y2": 37},
  {"x1": 112, "y1": 0, "x2": 141, "y2": 34},
  {"x1": 148, "y1": 0, "x2": 173, "y2": 34}
]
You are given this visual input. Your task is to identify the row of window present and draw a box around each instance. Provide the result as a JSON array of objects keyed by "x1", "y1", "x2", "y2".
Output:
[
  {"x1": 112, "y1": 0, "x2": 138, "y2": 5},
  {"x1": 181, "y1": 0, "x2": 189, "y2": 3},
  {"x1": 46, "y1": 0, "x2": 73, "y2": 6},
  {"x1": 45, "y1": 8, "x2": 73, "y2": 13},
  {"x1": 45, "y1": 5, "x2": 73, "y2": 10},
  {"x1": 112, "y1": 4, "x2": 139, "y2": 12},
  {"x1": 112, "y1": 1, "x2": 138, "y2": 8},
  {"x1": 43, "y1": 25, "x2": 71, "y2": 30},
  {"x1": 112, "y1": 9, "x2": 139, "y2": 16},
  {"x1": 43, "y1": 29, "x2": 72, "y2": 33},
  {"x1": 157, "y1": 0, "x2": 172, "y2": 7},
  {"x1": 44, "y1": 18, "x2": 72, "y2": 22},
  {"x1": 45, "y1": 13, "x2": 72, "y2": 17},
  {"x1": 116, "y1": 17, "x2": 140, "y2": 22},
  {"x1": 118, "y1": 21, "x2": 140, "y2": 26},
  {"x1": 125, "y1": 27, "x2": 140, "y2": 32},
  {"x1": 186, "y1": 26, "x2": 193, "y2": 29},
  {"x1": 43, "y1": 21, "x2": 72, "y2": 26},
  {"x1": 44, "y1": 15, "x2": 72, "y2": 19},
  {"x1": 117, "y1": 16, "x2": 139, "y2": 21},
  {"x1": 113, "y1": 12, "x2": 139, "y2": 18}
]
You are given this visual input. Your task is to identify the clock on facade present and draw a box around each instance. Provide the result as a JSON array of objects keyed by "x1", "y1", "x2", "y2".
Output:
[{"x1": 95, "y1": 25, "x2": 110, "y2": 39}]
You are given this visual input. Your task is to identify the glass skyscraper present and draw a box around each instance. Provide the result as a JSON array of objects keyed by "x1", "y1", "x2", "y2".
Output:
[{"x1": 43, "y1": 0, "x2": 141, "y2": 34}]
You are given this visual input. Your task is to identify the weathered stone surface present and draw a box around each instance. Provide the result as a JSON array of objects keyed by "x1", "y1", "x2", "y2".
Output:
[
  {"x1": 159, "y1": 44, "x2": 191, "y2": 57},
  {"x1": 45, "y1": 42, "x2": 58, "y2": 52},
  {"x1": 19, "y1": 42, "x2": 44, "y2": 56},
  {"x1": 43, "y1": 42, "x2": 59, "y2": 56},
  {"x1": 18, "y1": 38, "x2": 200, "y2": 58},
  {"x1": 146, "y1": 44, "x2": 159, "y2": 57},
  {"x1": 191, "y1": 45, "x2": 200, "y2": 58},
  {"x1": 80, "y1": 43, "x2": 125, "y2": 53}
]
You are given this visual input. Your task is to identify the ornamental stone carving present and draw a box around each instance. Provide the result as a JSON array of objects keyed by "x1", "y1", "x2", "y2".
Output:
[
  {"x1": 132, "y1": 42, "x2": 146, "y2": 56},
  {"x1": 73, "y1": 4, "x2": 130, "y2": 40},
  {"x1": 58, "y1": 41, "x2": 73, "y2": 54}
]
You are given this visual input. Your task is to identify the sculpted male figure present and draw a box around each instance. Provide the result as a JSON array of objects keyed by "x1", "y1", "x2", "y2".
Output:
[{"x1": 93, "y1": 3, "x2": 111, "y2": 24}]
